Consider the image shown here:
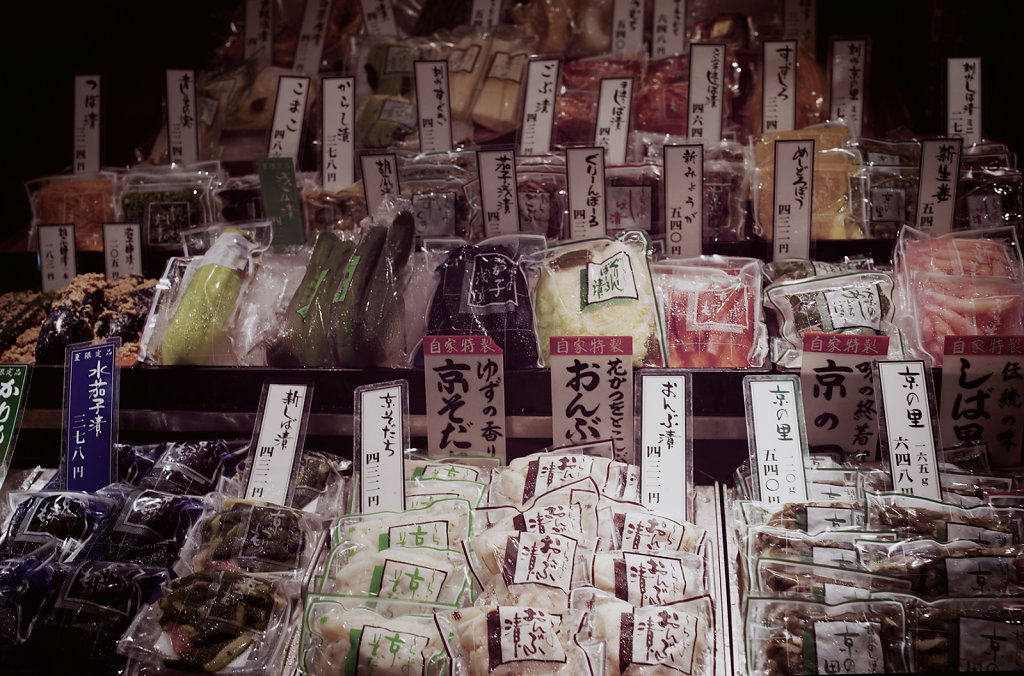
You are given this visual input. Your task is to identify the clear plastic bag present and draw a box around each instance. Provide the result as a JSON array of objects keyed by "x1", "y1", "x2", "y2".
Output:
[
  {"x1": 493, "y1": 451, "x2": 636, "y2": 507},
  {"x1": 865, "y1": 491, "x2": 1024, "y2": 544},
  {"x1": 587, "y1": 548, "x2": 706, "y2": 606},
  {"x1": 232, "y1": 248, "x2": 310, "y2": 366},
  {"x1": 120, "y1": 169, "x2": 219, "y2": 251},
  {"x1": 404, "y1": 477, "x2": 488, "y2": 509},
  {"x1": 25, "y1": 170, "x2": 119, "y2": 252},
  {"x1": 137, "y1": 439, "x2": 249, "y2": 496},
  {"x1": 596, "y1": 499, "x2": 709, "y2": 555},
  {"x1": 0, "y1": 541, "x2": 61, "y2": 647},
  {"x1": 331, "y1": 498, "x2": 476, "y2": 551},
  {"x1": 471, "y1": 530, "x2": 589, "y2": 609},
  {"x1": 0, "y1": 491, "x2": 118, "y2": 561},
  {"x1": 755, "y1": 557, "x2": 911, "y2": 602}
]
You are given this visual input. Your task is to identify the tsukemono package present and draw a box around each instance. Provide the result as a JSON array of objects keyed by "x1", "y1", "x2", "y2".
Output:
[
  {"x1": 762, "y1": 259, "x2": 847, "y2": 285},
  {"x1": 754, "y1": 558, "x2": 911, "y2": 603},
  {"x1": 554, "y1": 55, "x2": 643, "y2": 147},
  {"x1": 404, "y1": 477, "x2": 489, "y2": 510},
  {"x1": 118, "y1": 569, "x2": 292, "y2": 674},
  {"x1": 587, "y1": 548, "x2": 706, "y2": 606},
  {"x1": 738, "y1": 499, "x2": 866, "y2": 535},
  {"x1": 0, "y1": 543, "x2": 60, "y2": 648},
  {"x1": 231, "y1": 249, "x2": 309, "y2": 366},
  {"x1": 422, "y1": 235, "x2": 543, "y2": 369},
  {"x1": 955, "y1": 166, "x2": 1023, "y2": 233},
  {"x1": 474, "y1": 498, "x2": 601, "y2": 543},
  {"x1": 114, "y1": 442, "x2": 165, "y2": 486},
  {"x1": 517, "y1": 156, "x2": 568, "y2": 240},
  {"x1": 743, "y1": 598, "x2": 909, "y2": 675},
  {"x1": 137, "y1": 439, "x2": 249, "y2": 496},
  {"x1": 331, "y1": 498, "x2": 476, "y2": 552},
  {"x1": 865, "y1": 164, "x2": 919, "y2": 238},
  {"x1": 467, "y1": 29, "x2": 538, "y2": 143},
  {"x1": 25, "y1": 170, "x2": 119, "y2": 252},
  {"x1": 0, "y1": 491, "x2": 118, "y2": 561},
  {"x1": 404, "y1": 451, "x2": 503, "y2": 481},
  {"x1": 596, "y1": 501, "x2": 710, "y2": 555},
  {"x1": 654, "y1": 256, "x2": 768, "y2": 369},
  {"x1": 120, "y1": 168, "x2": 219, "y2": 251},
  {"x1": 865, "y1": 491, "x2": 1024, "y2": 544},
  {"x1": 469, "y1": 530, "x2": 590, "y2": 609},
  {"x1": 491, "y1": 451, "x2": 637, "y2": 508},
  {"x1": 301, "y1": 597, "x2": 450, "y2": 675},
  {"x1": 525, "y1": 230, "x2": 666, "y2": 367},
  {"x1": 214, "y1": 175, "x2": 266, "y2": 223}
]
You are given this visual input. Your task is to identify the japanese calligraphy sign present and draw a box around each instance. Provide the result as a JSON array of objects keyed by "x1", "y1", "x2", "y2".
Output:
[
  {"x1": 801, "y1": 334, "x2": 890, "y2": 460},
  {"x1": 611, "y1": 0, "x2": 645, "y2": 57},
  {"x1": 268, "y1": 75, "x2": 310, "y2": 160},
  {"x1": 651, "y1": 0, "x2": 687, "y2": 59},
  {"x1": 359, "y1": 0, "x2": 398, "y2": 36},
  {"x1": 355, "y1": 380, "x2": 409, "y2": 513},
  {"x1": 915, "y1": 138, "x2": 962, "y2": 234},
  {"x1": 567, "y1": 147, "x2": 607, "y2": 239},
  {"x1": 244, "y1": 0, "x2": 273, "y2": 69},
  {"x1": 636, "y1": 371, "x2": 692, "y2": 521},
  {"x1": 469, "y1": 0, "x2": 502, "y2": 29},
  {"x1": 519, "y1": 59, "x2": 560, "y2": 157},
  {"x1": 550, "y1": 336, "x2": 634, "y2": 462},
  {"x1": 38, "y1": 224, "x2": 77, "y2": 292},
  {"x1": 61, "y1": 339, "x2": 118, "y2": 492},
  {"x1": 940, "y1": 336, "x2": 1024, "y2": 468},
  {"x1": 876, "y1": 360, "x2": 942, "y2": 500},
  {"x1": 0, "y1": 365, "x2": 31, "y2": 488},
  {"x1": 245, "y1": 383, "x2": 312, "y2": 506},
  {"x1": 487, "y1": 607, "x2": 567, "y2": 668},
  {"x1": 257, "y1": 157, "x2": 305, "y2": 246},
  {"x1": 595, "y1": 78, "x2": 634, "y2": 165},
  {"x1": 762, "y1": 41, "x2": 797, "y2": 133},
  {"x1": 813, "y1": 621, "x2": 884, "y2": 674},
  {"x1": 743, "y1": 375, "x2": 810, "y2": 504},
  {"x1": 73, "y1": 75, "x2": 100, "y2": 174},
  {"x1": 361, "y1": 153, "x2": 400, "y2": 218},
  {"x1": 947, "y1": 57, "x2": 982, "y2": 145},
  {"x1": 663, "y1": 144, "x2": 704, "y2": 257},
  {"x1": 424, "y1": 335, "x2": 507, "y2": 461},
  {"x1": 828, "y1": 38, "x2": 868, "y2": 138},
  {"x1": 414, "y1": 60, "x2": 453, "y2": 152},
  {"x1": 322, "y1": 76, "x2": 356, "y2": 190},
  {"x1": 165, "y1": 69, "x2": 198, "y2": 166},
  {"x1": 772, "y1": 139, "x2": 814, "y2": 261},
  {"x1": 293, "y1": 0, "x2": 332, "y2": 75},
  {"x1": 102, "y1": 223, "x2": 142, "y2": 281},
  {"x1": 687, "y1": 44, "x2": 725, "y2": 143},
  {"x1": 784, "y1": 0, "x2": 816, "y2": 58},
  {"x1": 477, "y1": 150, "x2": 521, "y2": 237}
]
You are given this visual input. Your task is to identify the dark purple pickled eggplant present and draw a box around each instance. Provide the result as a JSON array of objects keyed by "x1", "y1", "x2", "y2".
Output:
[
  {"x1": 0, "y1": 493, "x2": 116, "y2": 560},
  {"x1": 426, "y1": 244, "x2": 539, "y2": 368},
  {"x1": 34, "y1": 305, "x2": 93, "y2": 364}
]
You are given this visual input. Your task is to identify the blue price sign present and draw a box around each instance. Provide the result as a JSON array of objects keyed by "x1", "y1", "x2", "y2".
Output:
[{"x1": 62, "y1": 340, "x2": 119, "y2": 491}]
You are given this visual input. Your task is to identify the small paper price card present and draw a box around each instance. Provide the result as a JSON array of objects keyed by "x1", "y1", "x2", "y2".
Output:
[
  {"x1": 61, "y1": 339, "x2": 119, "y2": 492},
  {"x1": 743, "y1": 374, "x2": 809, "y2": 504},
  {"x1": 355, "y1": 380, "x2": 409, "y2": 513},
  {"x1": 567, "y1": 147, "x2": 607, "y2": 239},
  {"x1": 244, "y1": 383, "x2": 312, "y2": 506},
  {"x1": 875, "y1": 360, "x2": 941, "y2": 500},
  {"x1": 550, "y1": 336, "x2": 633, "y2": 463},
  {"x1": 636, "y1": 370, "x2": 692, "y2": 521}
]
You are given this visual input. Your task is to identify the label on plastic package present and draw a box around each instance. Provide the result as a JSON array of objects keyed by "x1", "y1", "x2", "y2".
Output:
[
  {"x1": 464, "y1": 252, "x2": 519, "y2": 313},
  {"x1": 622, "y1": 606, "x2": 699, "y2": 671},
  {"x1": 762, "y1": 41, "x2": 797, "y2": 133},
  {"x1": 488, "y1": 607, "x2": 566, "y2": 666},
  {"x1": 618, "y1": 551, "x2": 689, "y2": 606},
  {"x1": 651, "y1": 0, "x2": 686, "y2": 59},
  {"x1": 807, "y1": 482, "x2": 858, "y2": 503},
  {"x1": 488, "y1": 52, "x2": 527, "y2": 83},
  {"x1": 946, "y1": 522, "x2": 1013, "y2": 548},
  {"x1": 322, "y1": 77, "x2": 356, "y2": 191},
  {"x1": 947, "y1": 57, "x2": 981, "y2": 145},
  {"x1": 620, "y1": 513, "x2": 693, "y2": 553},
  {"x1": 478, "y1": 150, "x2": 520, "y2": 236},
  {"x1": 607, "y1": 185, "x2": 652, "y2": 232},
  {"x1": 828, "y1": 38, "x2": 867, "y2": 138},
  {"x1": 359, "y1": 0, "x2": 398, "y2": 36},
  {"x1": 519, "y1": 59, "x2": 560, "y2": 156},
  {"x1": 820, "y1": 286, "x2": 882, "y2": 331},
  {"x1": 373, "y1": 559, "x2": 448, "y2": 602},
  {"x1": 771, "y1": 138, "x2": 814, "y2": 261},
  {"x1": 567, "y1": 147, "x2": 607, "y2": 239},
  {"x1": 638, "y1": 372, "x2": 689, "y2": 521},
  {"x1": 357, "y1": 381, "x2": 408, "y2": 513},
  {"x1": 870, "y1": 187, "x2": 905, "y2": 223},
  {"x1": 102, "y1": 223, "x2": 142, "y2": 281},
  {"x1": 687, "y1": 44, "x2": 725, "y2": 142},
  {"x1": 813, "y1": 620, "x2": 883, "y2": 674},
  {"x1": 805, "y1": 506, "x2": 856, "y2": 533},
  {"x1": 611, "y1": 0, "x2": 645, "y2": 57},
  {"x1": 523, "y1": 455, "x2": 594, "y2": 500},
  {"x1": 915, "y1": 138, "x2": 962, "y2": 235},
  {"x1": 811, "y1": 546, "x2": 859, "y2": 569},
  {"x1": 415, "y1": 60, "x2": 453, "y2": 153},
  {"x1": 57, "y1": 562, "x2": 140, "y2": 618},
  {"x1": 744, "y1": 375, "x2": 809, "y2": 504},
  {"x1": 165, "y1": 69, "x2": 198, "y2": 166},
  {"x1": 513, "y1": 503, "x2": 582, "y2": 535},
  {"x1": 355, "y1": 625, "x2": 429, "y2": 674},
  {"x1": 583, "y1": 251, "x2": 639, "y2": 307},
  {"x1": 257, "y1": 157, "x2": 304, "y2": 246},
  {"x1": 505, "y1": 532, "x2": 577, "y2": 593},
  {"x1": 595, "y1": 78, "x2": 633, "y2": 165},
  {"x1": 245, "y1": 383, "x2": 310, "y2": 506},
  {"x1": 664, "y1": 144, "x2": 704, "y2": 257},
  {"x1": 388, "y1": 520, "x2": 449, "y2": 548},
  {"x1": 38, "y1": 224, "x2": 77, "y2": 292},
  {"x1": 945, "y1": 556, "x2": 1014, "y2": 595},
  {"x1": 73, "y1": 75, "x2": 100, "y2": 174},
  {"x1": 958, "y1": 617, "x2": 1023, "y2": 671},
  {"x1": 876, "y1": 360, "x2": 941, "y2": 500},
  {"x1": 62, "y1": 340, "x2": 118, "y2": 492}
]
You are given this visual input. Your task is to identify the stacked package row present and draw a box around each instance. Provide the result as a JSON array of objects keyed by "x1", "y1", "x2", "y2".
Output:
[
  {"x1": 299, "y1": 447, "x2": 720, "y2": 675},
  {"x1": 730, "y1": 448, "x2": 1024, "y2": 674}
]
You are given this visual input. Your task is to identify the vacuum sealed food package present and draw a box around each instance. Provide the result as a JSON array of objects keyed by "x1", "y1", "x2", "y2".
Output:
[
  {"x1": 526, "y1": 231, "x2": 666, "y2": 367},
  {"x1": 331, "y1": 498, "x2": 476, "y2": 551},
  {"x1": 896, "y1": 225, "x2": 1024, "y2": 280},
  {"x1": 606, "y1": 164, "x2": 662, "y2": 237},
  {"x1": 470, "y1": 530, "x2": 589, "y2": 608},
  {"x1": 215, "y1": 175, "x2": 266, "y2": 223},
  {"x1": 118, "y1": 569, "x2": 292, "y2": 674},
  {"x1": 301, "y1": 597, "x2": 449, "y2": 675},
  {"x1": 517, "y1": 159, "x2": 568, "y2": 240},
  {"x1": 596, "y1": 500, "x2": 710, "y2": 555},
  {"x1": 491, "y1": 451, "x2": 635, "y2": 508},
  {"x1": 138, "y1": 439, "x2": 249, "y2": 496},
  {"x1": 754, "y1": 558, "x2": 911, "y2": 603},
  {"x1": 955, "y1": 166, "x2": 1023, "y2": 233},
  {"x1": 300, "y1": 181, "x2": 368, "y2": 236},
  {"x1": 865, "y1": 164, "x2": 919, "y2": 238},
  {"x1": 25, "y1": 170, "x2": 119, "y2": 252},
  {"x1": 231, "y1": 250, "x2": 309, "y2": 366},
  {"x1": 654, "y1": 256, "x2": 768, "y2": 369},
  {"x1": 554, "y1": 54, "x2": 643, "y2": 147},
  {"x1": 0, "y1": 543, "x2": 60, "y2": 648},
  {"x1": 587, "y1": 548, "x2": 706, "y2": 605},
  {"x1": 120, "y1": 169, "x2": 218, "y2": 252},
  {"x1": 762, "y1": 259, "x2": 847, "y2": 285},
  {"x1": 738, "y1": 500, "x2": 866, "y2": 535},
  {"x1": 404, "y1": 477, "x2": 488, "y2": 509},
  {"x1": 0, "y1": 491, "x2": 118, "y2": 560},
  {"x1": 475, "y1": 498, "x2": 600, "y2": 543},
  {"x1": 572, "y1": 587, "x2": 715, "y2": 676},
  {"x1": 865, "y1": 491, "x2": 1024, "y2": 544},
  {"x1": 743, "y1": 598, "x2": 909, "y2": 675},
  {"x1": 469, "y1": 29, "x2": 537, "y2": 143},
  {"x1": 634, "y1": 54, "x2": 688, "y2": 137}
]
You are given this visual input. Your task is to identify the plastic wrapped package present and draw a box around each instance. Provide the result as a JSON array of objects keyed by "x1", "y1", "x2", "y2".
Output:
[
  {"x1": 475, "y1": 498, "x2": 601, "y2": 542},
  {"x1": 301, "y1": 182, "x2": 368, "y2": 236},
  {"x1": 738, "y1": 500, "x2": 866, "y2": 535},
  {"x1": 331, "y1": 498, "x2": 476, "y2": 552},
  {"x1": 866, "y1": 164, "x2": 919, "y2": 239},
  {"x1": 506, "y1": 0, "x2": 574, "y2": 55},
  {"x1": 422, "y1": 235, "x2": 543, "y2": 369},
  {"x1": 232, "y1": 249, "x2": 309, "y2": 366},
  {"x1": 403, "y1": 177, "x2": 474, "y2": 238},
  {"x1": 118, "y1": 569, "x2": 292, "y2": 674},
  {"x1": 120, "y1": 170, "x2": 218, "y2": 251},
  {"x1": 956, "y1": 166, "x2": 1023, "y2": 233},
  {"x1": 938, "y1": 467, "x2": 1014, "y2": 508},
  {"x1": 0, "y1": 542, "x2": 60, "y2": 649},
  {"x1": 564, "y1": 0, "x2": 613, "y2": 57},
  {"x1": 273, "y1": 450, "x2": 351, "y2": 515},
  {"x1": 754, "y1": 558, "x2": 911, "y2": 603},
  {"x1": 733, "y1": 46, "x2": 828, "y2": 141},
  {"x1": 114, "y1": 442, "x2": 165, "y2": 486},
  {"x1": 404, "y1": 455, "x2": 499, "y2": 482},
  {"x1": 492, "y1": 452, "x2": 637, "y2": 508},
  {"x1": 16, "y1": 561, "x2": 167, "y2": 674},
  {"x1": 865, "y1": 491, "x2": 1024, "y2": 544},
  {"x1": 469, "y1": 530, "x2": 589, "y2": 608},
  {"x1": 138, "y1": 439, "x2": 249, "y2": 496},
  {"x1": 404, "y1": 477, "x2": 488, "y2": 509},
  {"x1": 634, "y1": 55, "x2": 688, "y2": 137},
  {"x1": 215, "y1": 175, "x2": 266, "y2": 223},
  {"x1": 469, "y1": 29, "x2": 538, "y2": 142},
  {"x1": 526, "y1": 231, "x2": 666, "y2": 367},
  {"x1": 74, "y1": 487, "x2": 203, "y2": 569},
  {"x1": 316, "y1": 542, "x2": 472, "y2": 606},
  {"x1": 176, "y1": 498, "x2": 319, "y2": 577},
  {"x1": 588, "y1": 548, "x2": 706, "y2": 605},
  {"x1": 654, "y1": 256, "x2": 768, "y2": 368},
  {"x1": 553, "y1": 54, "x2": 643, "y2": 147},
  {"x1": 25, "y1": 171, "x2": 119, "y2": 252},
  {"x1": 346, "y1": 34, "x2": 423, "y2": 149},
  {"x1": 765, "y1": 271, "x2": 903, "y2": 369},
  {"x1": 743, "y1": 598, "x2": 909, "y2": 675},
  {"x1": 572, "y1": 588, "x2": 715, "y2": 676},
  {"x1": 441, "y1": 603, "x2": 579, "y2": 676},
  {"x1": 761, "y1": 259, "x2": 846, "y2": 285},
  {"x1": 427, "y1": 28, "x2": 492, "y2": 144},
  {"x1": 855, "y1": 137, "x2": 922, "y2": 167},
  {"x1": 0, "y1": 491, "x2": 118, "y2": 561},
  {"x1": 606, "y1": 164, "x2": 662, "y2": 236},
  {"x1": 895, "y1": 225, "x2": 1024, "y2": 280},
  {"x1": 301, "y1": 597, "x2": 449, "y2": 675},
  {"x1": 596, "y1": 501, "x2": 710, "y2": 555},
  {"x1": 517, "y1": 160, "x2": 568, "y2": 239}
]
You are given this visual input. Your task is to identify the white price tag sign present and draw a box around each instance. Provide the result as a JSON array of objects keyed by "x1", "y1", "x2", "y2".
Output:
[
  {"x1": 73, "y1": 75, "x2": 100, "y2": 174},
  {"x1": 293, "y1": 0, "x2": 332, "y2": 75},
  {"x1": 594, "y1": 78, "x2": 633, "y2": 165},
  {"x1": 567, "y1": 147, "x2": 607, "y2": 239},
  {"x1": 771, "y1": 138, "x2": 814, "y2": 261},
  {"x1": 38, "y1": 224, "x2": 76, "y2": 292},
  {"x1": 360, "y1": 0, "x2": 398, "y2": 36},
  {"x1": 361, "y1": 153, "x2": 400, "y2": 217},
  {"x1": 762, "y1": 41, "x2": 797, "y2": 133},
  {"x1": 322, "y1": 77, "x2": 356, "y2": 190},
  {"x1": 356, "y1": 381, "x2": 408, "y2": 513},
  {"x1": 424, "y1": 335, "x2": 507, "y2": 461},
  {"x1": 550, "y1": 336, "x2": 634, "y2": 463},
  {"x1": 829, "y1": 38, "x2": 867, "y2": 138},
  {"x1": 415, "y1": 60, "x2": 453, "y2": 152},
  {"x1": 947, "y1": 57, "x2": 981, "y2": 145},
  {"x1": 744, "y1": 375, "x2": 809, "y2": 504},
  {"x1": 245, "y1": 383, "x2": 310, "y2": 506},
  {"x1": 102, "y1": 223, "x2": 142, "y2": 281},
  {"x1": 469, "y1": 0, "x2": 502, "y2": 29},
  {"x1": 651, "y1": 0, "x2": 687, "y2": 59},
  {"x1": 876, "y1": 360, "x2": 941, "y2": 500},
  {"x1": 784, "y1": 0, "x2": 816, "y2": 58},
  {"x1": 611, "y1": 0, "x2": 645, "y2": 57},
  {"x1": 687, "y1": 44, "x2": 725, "y2": 143},
  {"x1": 165, "y1": 69, "x2": 199, "y2": 166},
  {"x1": 915, "y1": 138, "x2": 962, "y2": 235},
  {"x1": 244, "y1": 0, "x2": 273, "y2": 68},
  {"x1": 663, "y1": 144, "x2": 703, "y2": 258},
  {"x1": 268, "y1": 76, "x2": 310, "y2": 160},
  {"x1": 478, "y1": 150, "x2": 521, "y2": 236},
  {"x1": 519, "y1": 59, "x2": 560, "y2": 157},
  {"x1": 637, "y1": 372, "x2": 690, "y2": 521}
]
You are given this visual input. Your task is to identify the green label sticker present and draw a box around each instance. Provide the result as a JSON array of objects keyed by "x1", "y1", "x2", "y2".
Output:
[
  {"x1": 257, "y1": 157, "x2": 304, "y2": 247},
  {"x1": 334, "y1": 254, "x2": 362, "y2": 303},
  {"x1": 0, "y1": 365, "x2": 30, "y2": 485},
  {"x1": 297, "y1": 269, "x2": 329, "y2": 319}
]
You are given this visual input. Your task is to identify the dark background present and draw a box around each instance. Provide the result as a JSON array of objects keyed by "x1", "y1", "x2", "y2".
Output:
[{"x1": 2, "y1": 0, "x2": 1020, "y2": 252}]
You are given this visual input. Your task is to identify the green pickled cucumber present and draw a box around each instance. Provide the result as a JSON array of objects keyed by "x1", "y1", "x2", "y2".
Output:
[
  {"x1": 332, "y1": 226, "x2": 387, "y2": 366},
  {"x1": 356, "y1": 210, "x2": 416, "y2": 364}
]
